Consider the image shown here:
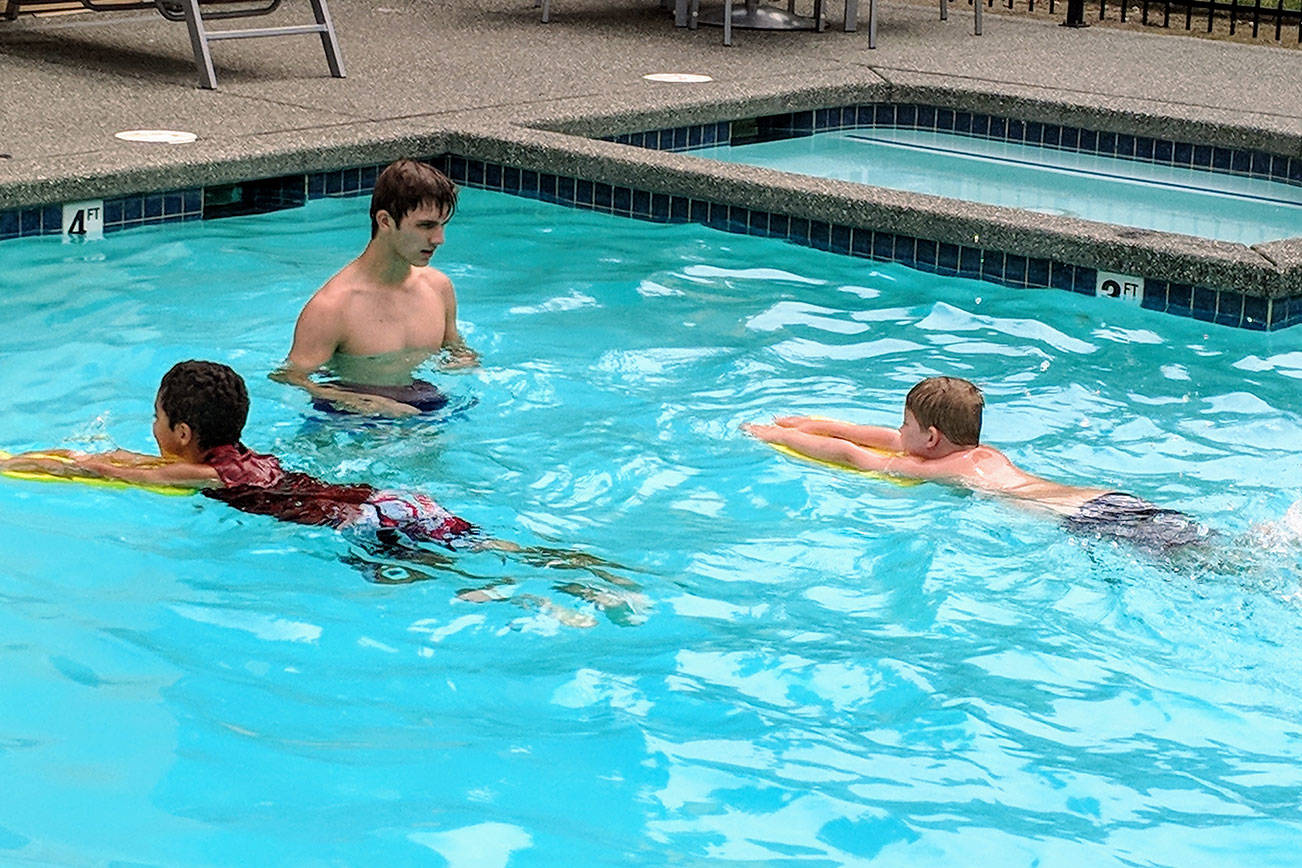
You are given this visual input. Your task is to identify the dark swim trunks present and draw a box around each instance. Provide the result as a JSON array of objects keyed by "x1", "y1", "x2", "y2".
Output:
[
  {"x1": 311, "y1": 379, "x2": 449, "y2": 415},
  {"x1": 1062, "y1": 492, "x2": 1210, "y2": 551}
]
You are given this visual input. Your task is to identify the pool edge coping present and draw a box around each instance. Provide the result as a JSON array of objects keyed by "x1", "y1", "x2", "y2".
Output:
[{"x1": 1, "y1": 77, "x2": 1299, "y2": 326}]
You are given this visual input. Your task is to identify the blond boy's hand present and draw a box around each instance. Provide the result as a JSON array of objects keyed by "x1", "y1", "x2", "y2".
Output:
[
  {"x1": 773, "y1": 416, "x2": 832, "y2": 435},
  {"x1": 741, "y1": 422, "x2": 781, "y2": 442}
]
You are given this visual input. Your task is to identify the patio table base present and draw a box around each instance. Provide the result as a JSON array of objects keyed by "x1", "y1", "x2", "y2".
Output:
[{"x1": 695, "y1": 1, "x2": 817, "y2": 28}]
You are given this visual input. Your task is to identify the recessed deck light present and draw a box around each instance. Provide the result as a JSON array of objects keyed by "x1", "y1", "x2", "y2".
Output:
[
  {"x1": 642, "y1": 73, "x2": 713, "y2": 83},
  {"x1": 113, "y1": 129, "x2": 198, "y2": 144}
]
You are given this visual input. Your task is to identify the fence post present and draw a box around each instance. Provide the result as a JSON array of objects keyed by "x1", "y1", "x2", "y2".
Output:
[{"x1": 1063, "y1": 0, "x2": 1089, "y2": 25}]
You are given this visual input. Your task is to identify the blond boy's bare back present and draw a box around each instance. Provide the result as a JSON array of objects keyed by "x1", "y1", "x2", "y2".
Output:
[
  {"x1": 745, "y1": 418, "x2": 1107, "y2": 515},
  {"x1": 896, "y1": 443, "x2": 1109, "y2": 515}
]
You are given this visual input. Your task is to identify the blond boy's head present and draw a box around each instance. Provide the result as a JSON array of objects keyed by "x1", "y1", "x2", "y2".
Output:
[{"x1": 905, "y1": 377, "x2": 983, "y2": 446}]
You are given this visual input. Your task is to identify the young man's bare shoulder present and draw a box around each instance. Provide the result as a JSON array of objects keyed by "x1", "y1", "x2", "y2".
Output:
[
  {"x1": 412, "y1": 265, "x2": 454, "y2": 296},
  {"x1": 302, "y1": 265, "x2": 372, "y2": 312}
]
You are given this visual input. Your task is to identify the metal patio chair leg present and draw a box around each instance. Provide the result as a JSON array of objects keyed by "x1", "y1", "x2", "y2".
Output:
[
  {"x1": 307, "y1": 0, "x2": 343, "y2": 76},
  {"x1": 939, "y1": 0, "x2": 979, "y2": 33},
  {"x1": 179, "y1": 0, "x2": 218, "y2": 89},
  {"x1": 180, "y1": 0, "x2": 345, "y2": 88}
]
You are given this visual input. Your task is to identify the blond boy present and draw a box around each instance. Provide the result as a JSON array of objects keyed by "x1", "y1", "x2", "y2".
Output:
[{"x1": 744, "y1": 376, "x2": 1209, "y2": 550}]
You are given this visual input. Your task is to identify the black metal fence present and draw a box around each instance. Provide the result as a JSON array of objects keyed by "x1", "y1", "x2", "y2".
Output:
[{"x1": 997, "y1": 0, "x2": 1301, "y2": 42}]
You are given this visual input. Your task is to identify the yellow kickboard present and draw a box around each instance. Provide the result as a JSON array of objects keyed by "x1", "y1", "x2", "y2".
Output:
[
  {"x1": 0, "y1": 450, "x2": 196, "y2": 496},
  {"x1": 767, "y1": 442, "x2": 922, "y2": 487}
]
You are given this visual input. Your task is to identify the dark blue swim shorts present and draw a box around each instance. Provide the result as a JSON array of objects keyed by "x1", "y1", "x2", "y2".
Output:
[
  {"x1": 1062, "y1": 492, "x2": 1210, "y2": 551},
  {"x1": 312, "y1": 379, "x2": 450, "y2": 416}
]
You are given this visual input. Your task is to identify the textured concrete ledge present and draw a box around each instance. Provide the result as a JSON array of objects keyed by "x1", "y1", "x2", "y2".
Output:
[
  {"x1": 3, "y1": 83, "x2": 1298, "y2": 301},
  {"x1": 1, "y1": 0, "x2": 1297, "y2": 304},
  {"x1": 0, "y1": 122, "x2": 453, "y2": 210},
  {"x1": 436, "y1": 118, "x2": 1299, "y2": 299},
  {"x1": 524, "y1": 74, "x2": 1302, "y2": 157},
  {"x1": 517, "y1": 72, "x2": 895, "y2": 137},
  {"x1": 1257, "y1": 238, "x2": 1302, "y2": 293},
  {"x1": 881, "y1": 73, "x2": 1302, "y2": 155}
]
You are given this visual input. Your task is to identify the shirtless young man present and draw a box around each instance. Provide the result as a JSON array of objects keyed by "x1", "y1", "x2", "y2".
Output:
[
  {"x1": 744, "y1": 376, "x2": 1210, "y2": 551},
  {"x1": 274, "y1": 159, "x2": 478, "y2": 417}
]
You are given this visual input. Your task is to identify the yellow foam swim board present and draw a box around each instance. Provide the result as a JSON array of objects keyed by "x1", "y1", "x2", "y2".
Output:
[
  {"x1": 0, "y1": 450, "x2": 196, "y2": 496},
  {"x1": 766, "y1": 442, "x2": 922, "y2": 487}
]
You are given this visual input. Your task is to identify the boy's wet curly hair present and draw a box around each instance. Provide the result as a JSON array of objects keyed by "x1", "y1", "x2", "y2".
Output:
[{"x1": 157, "y1": 360, "x2": 249, "y2": 452}]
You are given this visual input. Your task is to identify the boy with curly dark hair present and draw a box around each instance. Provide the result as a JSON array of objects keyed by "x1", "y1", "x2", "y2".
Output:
[{"x1": 3, "y1": 360, "x2": 474, "y2": 543}]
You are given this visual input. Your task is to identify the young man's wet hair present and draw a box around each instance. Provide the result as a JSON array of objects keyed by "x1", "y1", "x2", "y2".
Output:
[
  {"x1": 905, "y1": 376, "x2": 983, "y2": 446},
  {"x1": 369, "y1": 159, "x2": 459, "y2": 238},
  {"x1": 157, "y1": 360, "x2": 249, "y2": 452}
]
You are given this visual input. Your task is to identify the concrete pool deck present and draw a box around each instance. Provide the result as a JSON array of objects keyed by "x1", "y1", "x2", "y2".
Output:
[{"x1": 2, "y1": 0, "x2": 1300, "y2": 319}]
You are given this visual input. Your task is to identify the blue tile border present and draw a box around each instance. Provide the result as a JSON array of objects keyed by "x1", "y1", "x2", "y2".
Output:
[
  {"x1": 606, "y1": 102, "x2": 1302, "y2": 189},
  {"x1": 312, "y1": 163, "x2": 378, "y2": 199},
  {"x1": 0, "y1": 191, "x2": 206, "y2": 240},
  {"x1": 432, "y1": 153, "x2": 1299, "y2": 331},
  {"x1": 1, "y1": 149, "x2": 1297, "y2": 331},
  {"x1": 0, "y1": 204, "x2": 59, "y2": 240}
]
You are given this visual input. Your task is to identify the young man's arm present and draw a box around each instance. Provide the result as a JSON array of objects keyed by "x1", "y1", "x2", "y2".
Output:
[
  {"x1": 271, "y1": 296, "x2": 421, "y2": 417},
  {"x1": 772, "y1": 416, "x2": 903, "y2": 451},
  {"x1": 743, "y1": 424, "x2": 952, "y2": 481},
  {"x1": 271, "y1": 366, "x2": 422, "y2": 417},
  {"x1": 436, "y1": 275, "x2": 479, "y2": 369}
]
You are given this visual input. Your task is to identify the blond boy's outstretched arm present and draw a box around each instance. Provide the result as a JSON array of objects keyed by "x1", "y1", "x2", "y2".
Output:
[
  {"x1": 743, "y1": 424, "x2": 948, "y2": 481},
  {"x1": 771, "y1": 416, "x2": 903, "y2": 452}
]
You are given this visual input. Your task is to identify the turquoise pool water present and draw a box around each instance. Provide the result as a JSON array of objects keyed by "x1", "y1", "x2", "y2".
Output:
[
  {"x1": 2, "y1": 189, "x2": 1302, "y2": 864},
  {"x1": 688, "y1": 128, "x2": 1302, "y2": 245}
]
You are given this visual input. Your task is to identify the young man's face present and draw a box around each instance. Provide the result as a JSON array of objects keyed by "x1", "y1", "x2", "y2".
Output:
[
  {"x1": 898, "y1": 409, "x2": 933, "y2": 456},
  {"x1": 152, "y1": 398, "x2": 186, "y2": 459},
  {"x1": 382, "y1": 201, "x2": 449, "y2": 267}
]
